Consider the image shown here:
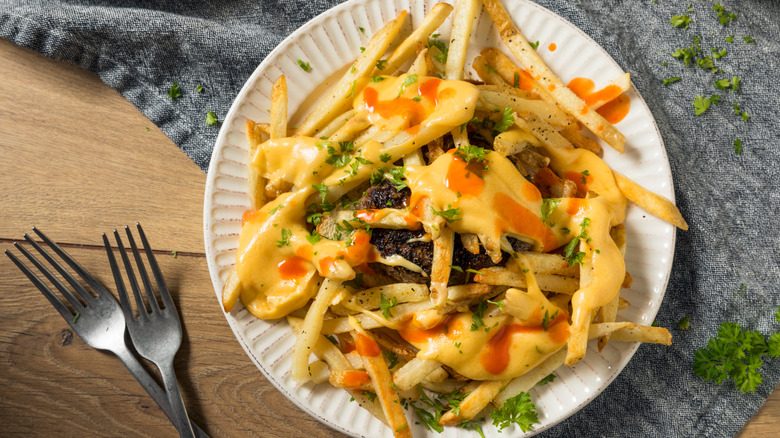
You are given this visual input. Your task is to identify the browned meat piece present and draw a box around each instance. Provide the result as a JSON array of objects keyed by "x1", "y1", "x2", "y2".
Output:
[{"x1": 356, "y1": 179, "x2": 411, "y2": 210}]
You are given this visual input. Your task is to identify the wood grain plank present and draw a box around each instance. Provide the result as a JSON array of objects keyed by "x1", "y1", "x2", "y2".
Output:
[{"x1": 0, "y1": 39, "x2": 204, "y2": 253}]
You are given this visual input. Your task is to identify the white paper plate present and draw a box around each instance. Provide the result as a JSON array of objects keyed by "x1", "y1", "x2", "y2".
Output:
[{"x1": 203, "y1": 0, "x2": 677, "y2": 436}]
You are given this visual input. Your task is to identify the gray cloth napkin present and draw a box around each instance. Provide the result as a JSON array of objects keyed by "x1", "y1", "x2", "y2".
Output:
[{"x1": 2, "y1": 0, "x2": 778, "y2": 436}]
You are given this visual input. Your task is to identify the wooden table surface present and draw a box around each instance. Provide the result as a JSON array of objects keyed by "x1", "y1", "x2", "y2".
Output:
[{"x1": 0, "y1": 38, "x2": 776, "y2": 437}]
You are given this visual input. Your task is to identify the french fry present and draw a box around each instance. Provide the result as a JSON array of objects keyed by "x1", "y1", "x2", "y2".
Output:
[
  {"x1": 291, "y1": 279, "x2": 344, "y2": 383},
  {"x1": 560, "y1": 126, "x2": 602, "y2": 155},
  {"x1": 480, "y1": 47, "x2": 546, "y2": 100},
  {"x1": 478, "y1": 89, "x2": 576, "y2": 129},
  {"x1": 494, "y1": 348, "x2": 566, "y2": 406},
  {"x1": 246, "y1": 120, "x2": 268, "y2": 209},
  {"x1": 394, "y1": 357, "x2": 443, "y2": 391},
  {"x1": 317, "y1": 109, "x2": 357, "y2": 139},
  {"x1": 440, "y1": 379, "x2": 511, "y2": 424},
  {"x1": 430, "y1": 227, "x2": 454, "y2": 307},
  {"x1": 589, "y1": 73, "x2": 631, "y2": 110},
  {"x1": 613, "y1": 171, "x2": 689, "y2": 230},
  {"x1": 337, "y1": 209, "x2": 412, "y2": 230},
  {"x1": 322, "y1": 300, "x2": 435, "y2": 334},
  {"x1": 472, "y1": 55, "x2": 511, "y2": 87},
  {"x1": 295, "y1": 10, "x2": 407, "y2": 137},
  {"x1": 327, "y1": 111, "x2": 371, "y2": 144},
  {"x1": 407, "y1": 48, "x2": 429, "y2": 77},
  {"x1": 309, "y1": 360, "x2": 330, "y2": 384},
  {"x1": 445, "y1": 0, "x2": 481, "y2": 80},
  {"x1": 483, "y1": 0, "x2": 626, "y2": 152},
  {"x1": 345, "y1": 283, "x2": 430, "y2": 312},
  {"x1": 288, "y1": 316, "x2": 388, "y2": 425},
  {"x1": 329, "y1": 369, "x2": 374, "y2": 390},
  {"x1": 380, "y1": 3, "x2": 454, "y2": 75},
  {"x1": 514, "y1": 251, "x2": 579, "y2": 277},
  {"x1": 608, "y1": 325, "x2": 672, "y2": 345},
  {"x1": 221, "y1": 266, "x2": 241, "y2": 312},
  {"x1": 270, "y1": 75, "x2": 288, "y2": 139},
  {"x1": 475, "y1": 267, "x2": 580, "y2": 294},
  {"x1": 350, "y1": 319, "x2": 411, "y2": 437}
]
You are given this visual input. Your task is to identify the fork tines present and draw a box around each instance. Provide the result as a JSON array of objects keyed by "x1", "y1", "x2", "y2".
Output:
[
  {"x1": 104, "y1": 223, "x2": 174, "y2": 320},
  {"x1": 5, "y1": 228, "x2": 104, "y2": 321}
]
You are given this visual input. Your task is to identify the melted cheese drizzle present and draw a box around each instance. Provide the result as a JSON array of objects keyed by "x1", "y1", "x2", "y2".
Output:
[{"x1": 235, "y1": 73, "x2": 628, "y2": 380}]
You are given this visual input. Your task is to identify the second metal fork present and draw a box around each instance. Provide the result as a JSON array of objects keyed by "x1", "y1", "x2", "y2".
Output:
[{"x1": 104, "y1": 224, "x2": 195, "y2": 438}]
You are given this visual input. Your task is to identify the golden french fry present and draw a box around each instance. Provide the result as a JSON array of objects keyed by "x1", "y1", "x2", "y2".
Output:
[
  {"x1": 445, "y1": 0, "x2": 481, "y2": 80},
  {"x1": 221, "y1": 266, "x2": 241, "y2": 312},
  {"x1": 440, "y1": 379, "x2": 510, "y2": 424},
  {"x1": 270, "y1": 75, "x2": 287, "y2": 139},
  {"x1": 472, "y1": 55, "x2": 510, "y2": 87},
  {"x1": 407, "y1": 48, "x2": 429, "y2": 77},
  {"x1": 590, "y1": 73, "x2": 631, "y2": 110},
  {"x1": 475, "y1": 267, "x2": 580, "y2": 294},
  {"x1": 381, "y1": 3, "x2": 454, "y2": 75},
  {"x1": 295, "y1": 10, "x2": 407, "y2": 137},
  {"x1": 609, "y1": 325, "x2": 673, "y2": 345},
  {"x1": 393, "y1": 357, "x2": 443, "y2": 391},
  {"x1": 246, "y1": 120, "x2": 268, "y2": 210},
  {"x1": 480, "y1": 47, "x2": 546, "y2": 100},
  {"x1": 478, "y1": 89, "x2": 576, "y2": 129},
  {"x1": 494, "y1": 348, "x2": 566, "y2": 406},
  {"x1": 483, "y1": 0, "x2": 626, "y2": 152},
  {"x1": 292, "y1": 279, "x2": 344, "y2": 383},
  {"x1": 350, "y1": 320, "x2": 411, "y2": 437},
  {"x1": 430, "y1": 227, "x2": 454, "y2": 307},
  {"x1": 559, "y1": 127, "x2": 602, "y2": 155},
  {"x1": 327, "y1": 110, "x2": 371, "y2": 144},
  {"x1": 329, "y1": 369, "x2": 374, "y2": 390},
  {"x1": 613, "y1": 171, "x2": 689, "y2": 230}
]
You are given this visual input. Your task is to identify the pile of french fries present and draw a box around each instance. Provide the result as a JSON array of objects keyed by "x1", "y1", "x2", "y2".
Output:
[{"x1": 224, "y1": 0, "x2": 687, "y2": 435}]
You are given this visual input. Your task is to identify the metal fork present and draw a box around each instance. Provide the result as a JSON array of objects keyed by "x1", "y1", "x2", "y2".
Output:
[
  {"x1": 104, "y1": 224, "x2": 195, "y2": 438},
  {"x1": 4, "y1": 228, "x2": 208, "y2": 437}
]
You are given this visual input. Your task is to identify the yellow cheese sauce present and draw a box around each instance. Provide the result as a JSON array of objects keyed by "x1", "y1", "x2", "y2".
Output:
[{"x1": 236, "y1": 73, "x2": 628, "y2": 378}]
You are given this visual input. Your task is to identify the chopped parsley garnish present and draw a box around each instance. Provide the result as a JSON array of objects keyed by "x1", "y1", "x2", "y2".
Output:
[
  {"x1": 326, "y1": 153, "x2": 352, "y2": 168},
  {"x1": 460, "y1": 418, "x2": 486, "y2": 438},
  {"x1": 359, "y1": 27, "x2": 365, "y2": 33},
  {"x1": 672, "y1": 47, "x2": 696, "y2": 66},
  {"x1": 384, "y1": 166, "x2": 407, "y2": 191},
  {"x1": 712, "y1": 48, "x2": 727, "y2": 59},
  {"x1": 733, "y1": 138, "x2": 742, "y2": 155},
  {"x1": 375, "y1": 59, "x2": 388, "y2": 70},
  {"x1": 168, "y1": 83, "x2": 181, "y2": 99},
  {"x1": 513, "y1": 71, "x2": 520, "y2": 88},
  {"x1": 73, "y1": 312, "x2": 80, "y2": 323},
  {"x1": 371, "y1": 75, "x2": 385, "y2": 83},
  {"x1": 714, "y1": 78, "x2": 731, "y2": 90},
  {"x1": 493, "y1": 106, "x2": 514, "y2": 134},
  {"x1": 172, "y1": 250, "x2": 179, "y2": 258},
  {"x1": 563, "y1": 217, "x2": 590, "y2": 265},
  {"x1": 454, "y1": 144, "x2": 487, "y2": 165},
  {"x1": 426, "y1": 38, "x2": 449, "y2": 64},
  {"x1": 379, "y1": 153, "x2": 392, "y2": 163},
  {"x1": 379, "y1": 293, "x2": 398, "y2": 319},
  {"x1": 276, "y1": 228, "x2": 292, "y2": 247},
  {"x1": 662, "y1": 77, "x2": 681, "y2": 85},
  {"x1": 450, "y1": 265, "x2": 464, "y2": 273},
  {"x1": 538, "y1": 374, "x2": 556, "y2": 386},
  {"x1": 540, "y1": 199, "x2": 561, "y2": 224},
  {"x1": 383, "y1": 350, "x2": 400, "y2": 369},
  {"x1": 269, "y1": 204, "x2": 285, "y2": 214},
  {"x1": 344, "y1": 273, "x2": 364, "y2": 290},
  {"x1": 346, "y1": 80, "x2": 356, "y2": 98},
  {"x1": 693, "y1": 321, "x2": 780, "y2": 393},
  {"x1": 775, "y1": 306, "x2": 780, "y2": 323},
  {"x1": 491, "y1": 392, "x2": 538, "y2": 433},
  {"x1": 725, "y1": 35, "x2": 734, "y2": 42},
  {"x1": 529, "y1": 40, "x2": 540, "y2": 50},
  {"x1": 466, "y1": 268, "x2": 485, "y2": 275},
  {"x1": 732, "y1": 76, "x2": 740, "y2": 92},
  {"x1": 297, "y1": 59, "x2": 311, "y2": 72},
  {"x1": 195, "y1": 85, "x2": 204, "y2": 93},
  {"x1": 306, "y1": 231, "x2": 322, "y2": 244},
  {"x1": 713, "y1": 3, "x2": 737, "y2": 26},
  {"x1": 693, "y1": 95, "x2": 712, "y2": 116},
  {"x1": 470, "y1": 299, "x2": 488, "y2": 331},
  {"x1": 541, "y1": 309, "x2": 559, "y2": 330},
  {"x1": 431, "y1": 205, "x2": 462, "y2": 223},
  {"x1": 398, "y1": 74, "x2": 418, "y2": 97},
  {"x1": 487, "y1": 299, "x2": 504, "y2": 309},
  {"x1": 205, "y1": 111, "x2": 219, "y2": 126},
  {"x1": 696, "y1": 56, "x2": 715, "y2": 71},
  {"x1": 678, "y1": 316, "x2": 691, "y2": 330},
  {"x1": 670, "y1": 15, "x2": 692, "y2": 29},
  {"x1": 744, "y1": 36, "x2": 755, "y2": 44}
]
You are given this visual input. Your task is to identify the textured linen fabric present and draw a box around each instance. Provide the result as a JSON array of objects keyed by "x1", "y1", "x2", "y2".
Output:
[{"x1": 2, "y1": 1, "x2": 779, "y2": 436}]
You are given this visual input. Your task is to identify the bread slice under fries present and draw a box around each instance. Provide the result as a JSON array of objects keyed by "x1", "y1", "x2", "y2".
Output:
[{"x1": 230, "y1": 1, "x2": 684, "y2": 435}]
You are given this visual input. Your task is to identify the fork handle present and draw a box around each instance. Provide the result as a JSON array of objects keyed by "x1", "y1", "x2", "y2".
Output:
[
  {"x1": 114, "y1": 347, "x2": 207, "y2": 438},
  {"x1": 158, "y1": 361, "x2": 196, "y2": 438}
]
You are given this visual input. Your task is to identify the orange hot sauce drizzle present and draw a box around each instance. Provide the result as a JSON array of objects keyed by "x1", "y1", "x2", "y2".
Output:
[
  {"x1": 493, "y1": 192, "x2": 558, "y2": 251},
  {"x1": 398, "y1": 315, "x2": 458, "y2": 343},
  {"x1": 480, "y1": 313, "x2": 569, "y2": 375},
  {"x1": 340, "y1": 370, "x2": 371, "y2": 389},
  {"x1": 355, "y1": 333, "x2": 381, "y2": 357},
  {"x1": 355, "y1": 209, "x2": 378, "y2": 222},
  {"x1": 548, "y1": 42, "x2": 557, "y2": 52},
  {"x1": 277, "y1": 256, "x2": 309, "y2": 280},
  {"x1": 445, "y1": 155, "x2": 485, "y2": 197},
  {"x1": 564, "y1": 170, "x2": 593, "y2": 198},
  {"x1": 566, "y1": 77, "x2": 631, "y2": 123},
  {"x1": 514, "y1": 69, "x2": 536, "y2": 92},
  {"x1": 362, "y1": 78, "x2": 441, "y2": 134}
]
